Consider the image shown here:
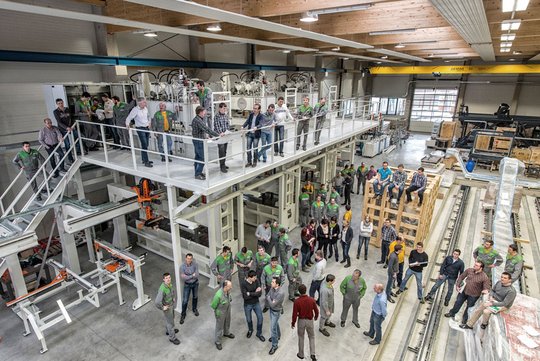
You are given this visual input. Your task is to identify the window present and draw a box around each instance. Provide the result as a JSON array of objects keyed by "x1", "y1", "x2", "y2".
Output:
[
  {"x1": 410, "y1": 88, "x2": 458, "y2": 123},
  {"x1": 370, "y1": 96, "x2": 406, "y2": 116}
]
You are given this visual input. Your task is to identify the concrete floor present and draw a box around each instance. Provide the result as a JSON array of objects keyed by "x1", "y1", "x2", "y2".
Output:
[{"x1": 0, "y1": 133, "x2": 433, "y2": 361}]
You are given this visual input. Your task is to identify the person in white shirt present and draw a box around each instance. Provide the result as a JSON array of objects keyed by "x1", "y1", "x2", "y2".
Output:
[
  {"x1": 273, "y1": 97, "x2": 293, "y2": 157},
  {"x1": 126, "y1": 97, "x2": 153, "y2": 168},
  {"x1": 101, "y1": 93, "x2": 115, "y2": 140}
]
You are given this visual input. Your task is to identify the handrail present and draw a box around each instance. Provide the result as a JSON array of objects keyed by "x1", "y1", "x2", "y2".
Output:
[
  {"x1": 72, "y1": 95, "x2": 375, "y2": 188},
  {"x1": 2, "y1": 131, "x2": 79, "y2": 217},
  {"x1": 0, "y1": 143, "x2": 45, "y2": 215}
]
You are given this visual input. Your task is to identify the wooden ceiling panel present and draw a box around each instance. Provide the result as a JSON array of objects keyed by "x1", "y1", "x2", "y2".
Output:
[{"x1": 80, "y1": 0, "x2": 540, "y2": 61}]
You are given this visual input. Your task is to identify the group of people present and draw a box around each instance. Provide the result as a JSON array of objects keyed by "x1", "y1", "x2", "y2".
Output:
[{"x1": 156, "y1": 244, "x2": 383, "y2": 359}]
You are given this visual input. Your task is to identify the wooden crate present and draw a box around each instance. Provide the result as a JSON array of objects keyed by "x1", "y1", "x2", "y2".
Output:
[
  {"x1": 475, "y1": 135, "x2": 491, "y2": 151},
  {"x1": 493, "y1": 137, "x2": 512, "y2": 151},
  {"x1": 439, "y1": 121, "x2": 457, "y2": 139},
  {"x1": 511, "y1": 148, "x2": 531, "y2": 163},
  {"x1": 496, "y1": 127, "x2": 516, "y2": 133},
  {"x1": 530, "y1": 147, "x2": 540, "y2": 165},
  {"x1": 362, "y1": 168, "x2": 441, "y2": 255}
]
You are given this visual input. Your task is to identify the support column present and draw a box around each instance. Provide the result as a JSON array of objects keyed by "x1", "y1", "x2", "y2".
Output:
[
  {"x1": 167, "y1": 185, "x2": 184, "y2": 314},
  {"x1": 189, "y1": 37, "x2": 206, "y2": 79},
  {"x1": 236, "y1": 194, "x2": 244, "y2": 249},
  {"x1": 56, "y1": 206, "x2": 81, "y2": 274},
  {"x1": 278, "y1": 173, "x2": 287, "y2": 226},
  {"x1": 73, "y1": 169, "x2": 96, "y2": 263},
  {"x1": 6, "y1": 254, "x2": 27, "y2": 297},
  {"x1": 207, "y1": 204, "x2": 219, "y2": 289},
  {"x1": 510, "y1": 73, "x2": 524, "y2": 115}
]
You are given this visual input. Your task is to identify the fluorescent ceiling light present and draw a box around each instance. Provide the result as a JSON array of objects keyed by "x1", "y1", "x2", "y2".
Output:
[
  {"x1": 318, "y1": 51, "x2": 403, "y2": 64},
  {"x1": 127, "y1": 0, "x2": 372, "y2": 49},
  {"x1": 395, "y1": 43, "x2": 405, "y2": 48},
  {"x1": 370, "y1": 48, "x2": 430, "y2": 62},
  {"x1": 380, "y1": 56, "x2": 388, "y2": 59},
  {"x1": 206, "y1": 23, "x2": 221, "y2": 32},
  {"x1": 500, "y1": 42, "x2": 513, "y2": 47},
  {"x1": 342, "y1": 57, "x2": 349, "y2": 60},
  {"x1": 420, "y1": 48, "x2": 451, "y2": 51},
  {"x1": 501, "y1": 34, "x2": 516, "y2": 41},
  {"x1": 402, "y1": 40, "x2": 439, "y2": 45},
  {"x1": 430, "y1": 0, "x2": 495, "y2": 62},
  {"x1": 501, "y1": 19, "x2": 521, "y2": 30},
  {"x1": 0, "y1": 1, "x2": 318, "y2": 52},
  {"x1": 513, "y1": 50, "x2": 522, "y2": 54},
  {"x1": 369, "y1": 28, "x2": 416, "y2": 36},
  {"x1": 331, "y1": 46, "x2": 340, "y2": 51},
  {"x1": 500, "y1": 48, "x2": 511, "y2": 52},
  {"x1": 509, "y1": 58, "x2": 516, "y2": 61},
  {"x1": 282, "y1": 50, "x2": 291, "y2": 54},
  {"x1": 376, "y1": 61, "x2": 382, "y2": 64},
  {"x1": 300, "y1": 12, "x2": 318, "y2": 22},
  {"x1": 143, "y1": 32, "x2": 157, "y2": 37},
  {"x1": 502, "y1": 0, "x2": 530, "y2": 12}
]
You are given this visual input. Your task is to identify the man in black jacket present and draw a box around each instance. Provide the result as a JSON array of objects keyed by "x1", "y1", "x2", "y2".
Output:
[
  {"x1": 425, "y1": 249, "x2": 464, "y2": 306},
  {"x1": 396, "y1": 242, "x2": 429, "y2": 303},
  {"x1": 240, "y1": 270, "x2": 266, "y2": 342},
  {"x1": 241, "y1": 104, "x2": 263, "y2": 167},
  {"x1": 385, "y1": 245, "x2": 401, "y2": 303}
]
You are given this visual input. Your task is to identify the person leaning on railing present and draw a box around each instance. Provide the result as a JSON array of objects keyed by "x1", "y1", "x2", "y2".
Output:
[
  {"x1": 38, "y1": 118, "x2": 66, "y2": 178},
  {"x1": 53, "y1": 98, "x2": 84, "y2": 161},
  {"x1": 213, "y1": 102, "x2": 231, "y2": 173},
  {"x1": 273, "y1": 97, "x2": 293, "y2": 157},
  {"x1": 313, "y1": 98, "x2": 328, "y2": 146},
  {"x1": 112, "y1": 96, "x2": 135, "y2": 150}
]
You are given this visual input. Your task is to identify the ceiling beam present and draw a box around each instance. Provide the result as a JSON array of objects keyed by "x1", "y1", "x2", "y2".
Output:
[
  {"x1": 0, "y1": 0, "x2": 317, "y2": 52},
  {"x1": 126, "y1": 0, "x2": 374, "y2": 49}
]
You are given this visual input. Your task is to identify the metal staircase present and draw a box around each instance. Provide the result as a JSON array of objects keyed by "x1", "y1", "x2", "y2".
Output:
[{"x1": 0, "y1": 132, "x2": 83, "y2": 296}]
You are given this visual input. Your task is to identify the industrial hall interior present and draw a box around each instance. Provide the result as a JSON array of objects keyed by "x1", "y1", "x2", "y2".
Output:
[{"x1": 2, "y1": 0, "x2": 540, "y2": 360}]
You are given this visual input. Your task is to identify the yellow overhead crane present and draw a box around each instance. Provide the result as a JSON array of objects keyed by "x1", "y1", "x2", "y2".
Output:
[{"x1": 370, "y1": 64, "x2": 540, "y2": 75}]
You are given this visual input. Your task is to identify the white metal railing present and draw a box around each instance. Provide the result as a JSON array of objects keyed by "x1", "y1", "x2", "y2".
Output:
[
  {"x1": 1, "y1": 131, "x2": 80, "y2": 219},
  {"x1": 73, "y1": 96, "x2": 375, "y2": 187}
]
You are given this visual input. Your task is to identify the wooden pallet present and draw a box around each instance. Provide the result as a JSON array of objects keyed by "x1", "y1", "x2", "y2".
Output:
[{"x1": 362, "y1": 169, "x2": 441, "y2": 255}]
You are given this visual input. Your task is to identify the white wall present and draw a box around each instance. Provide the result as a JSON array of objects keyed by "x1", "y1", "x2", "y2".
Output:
[
  {"x1": 461, "y1": 75, "x2": 519, "y2": 114},
  {"x1": 205, "y1": 43, "x2": 247, "y2": 63},
  {"x1": 115, "y1": 32, "x2": 191, "y2": 60},
  {"x1": 372, "y1": 75, "x2": 410, "y2": 97}
]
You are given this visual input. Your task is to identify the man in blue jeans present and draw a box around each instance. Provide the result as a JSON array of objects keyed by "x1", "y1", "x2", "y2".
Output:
[
  {"x1": 372, "y1": 161, "x2": 393, "y2": 199},
  {"x1": 363, "y1": 283, "x2": 387, "y2": 345},
  {"x1": 240, "y1": 270, "x2": 266, "y2": 342},
  {"x1": 180, "y1": 253, "x2": 199, "y2": 324},
  {"x1": 396, "y1": 242, "x2": 429, "y2": 303},
  {"x1": 241, "y1": 104, "x2": 263, "y2": 167},
  {"x1": 257, "y1": 104, "x2": 275, "y2": 162},
  {"x1": 191, "y1": 106, "x2": 220, "y2": 180},
  {"x1": 425, "y1": 249, "x2": 464, "y2": 306},
  {"x1": 266, "y1": 277, "x2": 285, "y2": 355}
]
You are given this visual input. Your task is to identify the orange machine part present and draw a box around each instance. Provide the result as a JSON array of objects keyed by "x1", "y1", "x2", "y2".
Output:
[{"x1": 6, "y1": 269, "x2": 68, "y2": 307}]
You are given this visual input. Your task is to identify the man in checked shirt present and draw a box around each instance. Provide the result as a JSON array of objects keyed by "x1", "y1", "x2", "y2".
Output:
[
  {"x1": 377, "y1": 218, "x2": 397, "y2": 266},
  {"x1": 405, "y1": 167, "x2": 427, "y2": 207},
  {"x1": 213, "y1": 102, "x2": 230, "y2": 173}
]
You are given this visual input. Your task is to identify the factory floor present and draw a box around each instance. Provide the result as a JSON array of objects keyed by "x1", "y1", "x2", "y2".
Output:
[{"x1": 0, "y1": 134, "x2": 432, "y2": 361}]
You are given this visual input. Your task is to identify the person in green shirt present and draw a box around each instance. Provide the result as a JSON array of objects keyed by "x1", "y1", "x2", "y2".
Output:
[
  {"x1": 325, "y1": 198, "x2": 340, "y2": 221},
  {"x1": 12, "y1": 141, "x2": 47, "y2": 201},
  {"x1": 473, "y1": 240, "x2": 503, "y2": 279},
  {"x1": 269, "y1": 220, "x2": 284, "y2": 257},
  {"x1": 211, "y1": 246, "x2": 234, "y2": 284},
  {"x1": 313, "y1": 98, "x2": 328, "y2": 145},
  {"x1": 317, "y1": 183, "x2": 328, "y2": 204},
  {"x1": 505, "y1": 244, "x2": 524, "y2": 283},
  {"x1": 329, "y1": 187, "x2": 340, "y2": 206},
  {"x1": 255, "y1": 245, "x2": 271, "y2": 285},
  {"x1": 311, "y1": 195, "x2": 325, "y2": 225},
  {"x1": 235, "y1": 246, "x2": 254, "y2": 284},
  {"x1": 151, "y1": 102, "x2": 178, "y2": 162},
  {"x1": 299, "y1": 188, "x2": 311, "y2": 227},
  {"x1": 278, "y1": 228, "x2": 292, "y2": 268},
  {"x1": 295, "y1": 97, "x2": 314, "y2": 151},
  {"x1": 211, "y1": 280, "x2": 235, "y2": 350},
  {"x1": 340, "y1": 269, "x2": 367, "y2": 328},
  {"x1": 154, "y1": 272, "x2": 180, "y2": 345},
  {"x1": 287, "y1": 249, "x2": 302, "y2": 301}
]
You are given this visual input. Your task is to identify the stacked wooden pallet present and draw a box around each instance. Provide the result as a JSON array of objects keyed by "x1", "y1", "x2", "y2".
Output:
[{"x1": 361, "y1": 169, "x2": 441, "y2": 253}]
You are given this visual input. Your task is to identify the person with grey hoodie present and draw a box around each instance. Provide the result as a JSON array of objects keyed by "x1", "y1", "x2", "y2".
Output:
[
  {"x1": 318, "y1": 274, "x2": 336, "y2": 337},
  {"x1": 385, "y1": 245, "x2": 401, "y2": 304},
  {"x1": 257, "y1": 104, "x2": 276, "y2": 162}
]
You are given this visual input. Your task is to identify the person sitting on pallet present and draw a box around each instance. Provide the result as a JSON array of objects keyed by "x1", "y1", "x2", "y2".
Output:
[
  {"x1": 387, "y1": 164, "x2": 407, "y2": 206},
  {"x1": 405, "y1": 167, "x2": 427, "y2": 207},
  {"x1": 372, "y1": 162, "x2": 392, "y2": 199}
]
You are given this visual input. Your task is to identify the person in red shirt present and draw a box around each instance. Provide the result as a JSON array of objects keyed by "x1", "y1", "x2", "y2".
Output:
[{"x1": 292, "y1": 284, "x2": 319, "y2": 361}]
